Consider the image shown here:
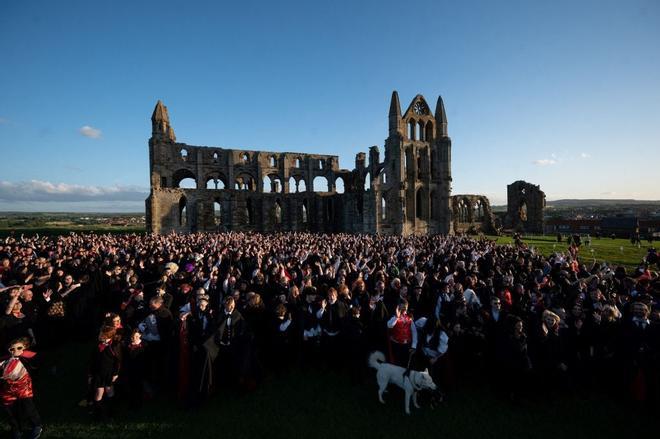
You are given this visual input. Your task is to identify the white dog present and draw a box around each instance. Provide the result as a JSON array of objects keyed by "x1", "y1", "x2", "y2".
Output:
[{"x1": 368, "y1": 351, "x2": 437, "y2": 414}]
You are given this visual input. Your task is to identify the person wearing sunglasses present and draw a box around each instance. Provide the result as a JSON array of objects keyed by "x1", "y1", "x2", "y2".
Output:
[{"x1": 0, "y1": 337, "x2": 42, "y2": 438}]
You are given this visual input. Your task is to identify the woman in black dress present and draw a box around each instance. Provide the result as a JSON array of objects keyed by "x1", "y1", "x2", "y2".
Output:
[
  {"x1": 123, "y1": 329, "x2": 147, "y2": 407},
  {"x1": 88, "y1": 325, "x2": 120, "y2": 418}
]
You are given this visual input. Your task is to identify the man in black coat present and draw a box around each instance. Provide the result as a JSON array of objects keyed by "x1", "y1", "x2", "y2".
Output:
[
  {"x1": 317, "y1": 287, "x2": 347, "y2": 369},
  {"x1": 212, "y1": 296, "x2": 246, "y2": 390},
  {"x1": 144, "y1": 296, "x2": 174, "y2": 393},
  {"x1": 409, "y1": 285, "x2": 432, "y2": 319},
  {"x1": 341, "y1": 306, "x2": 365, "y2": 379},
  {"x1": 620, "y1": 302, "x2": 658, "y2": 404},
  {"x1": 360, "y1": 290, "x2": 389, "y2": 354},
  {"x1": 186, "y1": 296, "x2": 215, "y2": 404},
  {"x1": 152, "y1": 297, "x2": 174, "y2": 344}
]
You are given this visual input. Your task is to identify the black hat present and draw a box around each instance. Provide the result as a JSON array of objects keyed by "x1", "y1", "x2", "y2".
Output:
[{"x1": 302, "y1": 286, "x2": 318, "y2": 297}]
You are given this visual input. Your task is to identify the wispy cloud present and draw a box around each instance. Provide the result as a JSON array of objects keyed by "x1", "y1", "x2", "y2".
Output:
[
  {"x1": 532, "y1": 158, "x2": 557, "y2": 166},
  {"x1": 580, "y1": 152, "x2": 591, "y2": 159},
  {"x1": 600, "y1": 191, "x2": 617, "y2": 196},
  {"x1": 0, "y1": 180, "x2": 147, "y2": 202},
  {"x1": 79, "y1": 125, "x2": 102, "y2": 139}
]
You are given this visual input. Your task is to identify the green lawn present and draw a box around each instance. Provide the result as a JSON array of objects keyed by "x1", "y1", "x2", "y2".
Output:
[
  {"x1": 486, "y1": 235, "x2": 654, "y2": 271},
  {"x1": 3, "y1": 341, "x2": 653, "y2": 439}
]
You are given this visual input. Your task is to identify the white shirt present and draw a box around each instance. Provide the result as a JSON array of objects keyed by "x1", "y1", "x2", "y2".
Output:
[
  {"x1": 434, "y1": 293, "x2": 452, "y2": 319},
  {"x1": 463, "y1": 288, "x2": 481, "y2": 308},
  {"x1": 423, "y1": 331, "x2": 449, "y2": 359},
  {"x1": 223, "y1": 311, "x2": 232, "y2": 327},
  {"x1": 140, "y1": 314, "x2": 160, "y2": 342},
  {"x1": 278, "y1": 318, "x2": 292, "y2": 332}
]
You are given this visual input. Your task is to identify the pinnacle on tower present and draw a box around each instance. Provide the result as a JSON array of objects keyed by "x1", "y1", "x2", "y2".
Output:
[
  {"x1": 389, "y1": 90, "x2": 402, "y2": 136},
  {"x1": 152, "y1": 100, "x2": 169, "y2": 123},
  {"x1": 151, "y1": 100, "x2": 175, "y2": 141},
  {"x1": 435, "y1": 95, "x2": 448, "y2": 138}
]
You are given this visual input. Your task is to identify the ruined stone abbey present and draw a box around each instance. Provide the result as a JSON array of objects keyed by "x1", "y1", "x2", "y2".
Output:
[{"x1": 145, "y1": 92, "x2": 523, "y2": 235}]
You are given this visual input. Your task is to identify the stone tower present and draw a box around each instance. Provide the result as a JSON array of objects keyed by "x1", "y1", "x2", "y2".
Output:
[
  {"x1": 505, "y1": 180, "x2": 545, "y2": 233},
  {"x1": 374, "y1": 91, "x2": 452, "y2": 235}
]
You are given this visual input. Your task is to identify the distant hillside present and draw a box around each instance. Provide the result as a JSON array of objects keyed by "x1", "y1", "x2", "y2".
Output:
[
  {"x1": 546, "y1": 199, "x2": 660, "y2": 208},
  {"x1": 490, "y1": 199, "x2": 660, "y2": 211}
]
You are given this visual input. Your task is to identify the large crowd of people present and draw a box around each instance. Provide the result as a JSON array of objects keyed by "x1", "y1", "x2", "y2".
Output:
[{"x1": 1, "y1": 231, "x2": 658, "y2": 436}]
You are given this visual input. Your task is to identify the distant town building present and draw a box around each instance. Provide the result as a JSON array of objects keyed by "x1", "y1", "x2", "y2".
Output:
[{"x1": 545, "y1": 216, "x2": 660, "y2": 238}]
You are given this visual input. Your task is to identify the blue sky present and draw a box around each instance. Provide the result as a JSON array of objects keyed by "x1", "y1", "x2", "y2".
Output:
[{"x1": 1, "y1": 0, "x2": 659, "y2": 212}]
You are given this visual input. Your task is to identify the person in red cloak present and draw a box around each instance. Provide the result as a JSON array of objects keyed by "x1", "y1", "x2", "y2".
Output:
[{"x1": 0, "y1": 337, "x2": 42, "y2": 438}]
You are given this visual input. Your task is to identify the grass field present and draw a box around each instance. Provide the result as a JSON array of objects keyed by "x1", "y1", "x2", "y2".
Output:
[
  {"x1": 486, "y1": 235, "x2": 655, "y2": 271},
  {"x1": 0, "y1": 213, "x2": 145, "y2": 238},
  {"x1": 3, "y1": 341, "x2": 654, "y2": 439}
]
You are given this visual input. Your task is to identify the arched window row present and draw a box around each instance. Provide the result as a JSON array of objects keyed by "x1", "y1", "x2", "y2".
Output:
[
  {"x1": 454, "y1": 198, "x2": 490, "y2": 224},
  {"x1": 168, "y1": 167, "x2": 352, "y2": 194},
  {"x1": 405, "y1": 119, "x2": 435, "y2": 142}
]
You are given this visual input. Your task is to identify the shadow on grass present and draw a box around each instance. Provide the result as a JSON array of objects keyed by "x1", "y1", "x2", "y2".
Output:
[{"x1": 1, "y1": 341, "x2": 654, "y2": 439}]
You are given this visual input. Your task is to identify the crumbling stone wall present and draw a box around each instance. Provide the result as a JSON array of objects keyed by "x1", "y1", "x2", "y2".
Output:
[
  {"x1": 145, "y1": 94, "x2": 453, "y2": 235},
  {"x1": 450, "y1": 195, "x2": 497, "y2": 234},
  {"x1": 504, "y1": 180, "x2": 545, "y2": 233}
]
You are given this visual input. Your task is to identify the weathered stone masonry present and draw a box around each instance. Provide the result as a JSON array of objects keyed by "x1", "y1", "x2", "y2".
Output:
[
  {"x1": 504, "y1": 180, "x2": 546, "y2": 233},
  {"x1": 145, "y1": 92, "x2": 499, "y2": 235}
]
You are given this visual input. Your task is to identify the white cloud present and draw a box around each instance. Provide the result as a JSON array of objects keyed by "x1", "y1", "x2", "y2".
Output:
[
  {"x1": 79, "y1": 125, "x2": 102, "y2": 139},
  {"x1": 532, "y1": 159, "x2": 557, "y2": 166},
  {"x1": 0, "y1": 180, "x2": 147, "y2": 202},
  {"x1": 580, "y1": 152, "x2": 591, "y2": 159}
]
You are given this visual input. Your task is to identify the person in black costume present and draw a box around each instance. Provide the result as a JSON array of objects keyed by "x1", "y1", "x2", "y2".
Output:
[
  {"x1": 269, "y1": 303, "x2": 293, "y2": 374},
  {"x1": 343, "y1": 306, "x2": 367, "y2": 382},
  {"x1": 499, "y1": 315, "x2": 532, "y2": 402},
  {"x1": 88, "y1": 325, "x2": 120, "y2": 418},
  {"x1": 317, "y1": 288, "x2": 348, "y2": 369},
  {"x1": 123, "y1": 329, "x2": 147, "y2": 407},
  {"x1": 185, "y1": 295, "x2": 215, "y2": 405},
  {"x1": 300, "y1": 287, "x2": 321, "y2": 369},
  {"x1": 212, "y1": 296, "x2": 246, "y2": 391},
  {"x1": 360, "y1": 290, "x2": 389, "y2": 354}
]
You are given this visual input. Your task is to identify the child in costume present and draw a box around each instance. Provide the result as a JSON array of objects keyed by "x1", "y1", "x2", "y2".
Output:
[{"x1": 0, "y1": 337, "x2": 42, "y2": 439}]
